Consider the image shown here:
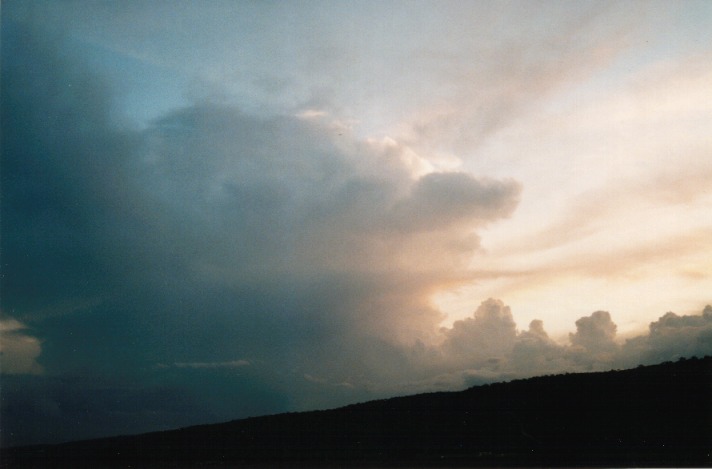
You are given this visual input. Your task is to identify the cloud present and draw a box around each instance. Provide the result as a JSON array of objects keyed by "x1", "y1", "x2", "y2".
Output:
[
  {"x1": 296, "y1": 109, "x2": 329, "y2": 120},
  {"x1": 440, "y1": 299, "x2": 518, "y2": 366},
  {"x1": 0, "y1": 23, "x2": 521, "y2": 442},
  {"x1": 391, "y1": 2, "x2": 640, "y2": 155},
  {"x1": 509, "y1": 319, "x2": 567, "y2": 374},
  {"x1": 391, "y1": 173, "x2": 520, "y2": 232},
  {"x1": 6, "y1": 0, "x2": 644, "y2": 147},
  {"x1": 569, "y1": 311, "x2": 618, "y2": 352},
  {"x1": 172, "y1": 360, "x2": 250, "y2": 369},
  {"x1": 3, "y1": 15, "x2": 710, "y2": 448},
  {"x1": 0, "y1": 319, "x2": 44, "y2": 375},
  {"x1": 419, "y1": 304, "x2": 712, "y2": 391},
  {"x1": 1, "y1": 21, "x2": 132, "y2": 318},
  {"x1": 444, "y1": 47, "x2": 712, "y2": 332},
  {"x1": 124, "y1": 104, "x2": 520, "y2": 358},
  {"x1": 563, "y1": 310, "x2": 619, "y2": 369},
  {"x1": 621, "y1": 306, "x2": 712, "y2": 367}
]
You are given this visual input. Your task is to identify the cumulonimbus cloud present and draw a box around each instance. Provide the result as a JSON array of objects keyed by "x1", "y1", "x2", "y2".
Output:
[
  {"x1": 2, "y1": 22, "x2": 710, "y2": 448},
  {"x1": 1, "y1": 23, "x2": 520, "y2": 415}
]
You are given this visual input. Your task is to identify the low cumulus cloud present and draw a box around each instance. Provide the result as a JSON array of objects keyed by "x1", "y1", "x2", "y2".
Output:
[
  {"x1": 621, "y1": 306, "x2": 712, "y2": 367},
  {"x1": 567, "y1": 310, "x2": 619, "y2": 366},
  {"x1": 419, "y1": 301, "x2": 712, "y2": 391},
  {"x1": 440, "y1": 299, "x2": 518, "y2": 367}
]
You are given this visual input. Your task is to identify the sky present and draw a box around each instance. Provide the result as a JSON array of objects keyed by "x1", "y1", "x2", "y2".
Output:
[{"x1": 1, "y1": 0, "x2": 712, "y2": 447}]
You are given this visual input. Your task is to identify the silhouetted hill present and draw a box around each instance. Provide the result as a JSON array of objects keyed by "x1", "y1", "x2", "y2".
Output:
[{"x1": 3, "y1": 357, "x2": 711, "y2": 468}]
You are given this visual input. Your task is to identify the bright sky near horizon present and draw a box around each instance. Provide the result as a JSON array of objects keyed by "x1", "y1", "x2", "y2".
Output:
[{"x1": 2, "y1": 0, "x2": 712, "y2": 446}]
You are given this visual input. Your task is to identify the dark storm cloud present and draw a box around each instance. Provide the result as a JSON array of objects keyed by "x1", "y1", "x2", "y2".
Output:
[
  {"x1": 1, "y1": 22, "x2": 135, "y2": 318},
  {"x1": 1, "y1": 24, "x2": 520, "y2": 444}
]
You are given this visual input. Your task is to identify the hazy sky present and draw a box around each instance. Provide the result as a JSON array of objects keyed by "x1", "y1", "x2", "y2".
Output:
[{"x1": 2, "y1": 0, "x2": 711, "y2": 446}]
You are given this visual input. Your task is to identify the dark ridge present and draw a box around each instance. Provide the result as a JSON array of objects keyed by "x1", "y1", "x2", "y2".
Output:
[{"x1": 3, "y1": 356, "x2": 711, "y2": 468}]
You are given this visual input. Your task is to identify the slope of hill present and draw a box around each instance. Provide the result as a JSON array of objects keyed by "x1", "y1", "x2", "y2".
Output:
[{"x1": 3, "y1": 356, "x2": 711, "y2": 468}]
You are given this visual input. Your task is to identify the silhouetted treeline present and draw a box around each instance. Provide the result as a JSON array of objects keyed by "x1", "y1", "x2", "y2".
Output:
[{"x1": 3, "y1": 356, "x2": 711, "y2": 468}]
